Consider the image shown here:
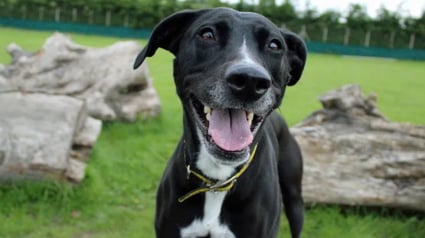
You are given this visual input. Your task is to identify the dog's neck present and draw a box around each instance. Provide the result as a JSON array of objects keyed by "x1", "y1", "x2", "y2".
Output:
[
  {"x1": 195, "y1": 143, "x2": 238, "y2": 181},
  {"x1": 180, "y1": 135, "x2": 258, "y2": 204},
  {"x1": 184, "y1": 127, "x2": 252, "y2": 181}
]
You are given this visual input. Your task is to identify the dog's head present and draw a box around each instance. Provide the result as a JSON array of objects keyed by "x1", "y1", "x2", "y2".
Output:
[{"x1": 134, "y1": 8, "x2": 306, "y2": 166}]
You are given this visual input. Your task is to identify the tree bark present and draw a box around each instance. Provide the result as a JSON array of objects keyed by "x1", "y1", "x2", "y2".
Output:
[
  {"x1": 0, "y1": 92, "x2": 101, "y2": 183},
  {"x1": 291, "y1": 84, "x2": 425, "y2": 211},
  {"x1": 0, "y1": 32, "x2": 160, "y2": 121},
  {"x1": 0, "y1": 33, "x2": 161, "y2": 183}
]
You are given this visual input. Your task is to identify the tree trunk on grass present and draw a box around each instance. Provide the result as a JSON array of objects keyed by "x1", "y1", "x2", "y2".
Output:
[
  {"x1": 0, "y1": 32, "x2": 160, "y2": 122},
  {"x1": 0, "y1": 32, "x2": 160, "y2": 183},
  {"x1": 0, "y1": 92, "x2": 101, "y2": 183},
  {"x1": 291, "y1": 84, "x2": 425, "y2": 211}
]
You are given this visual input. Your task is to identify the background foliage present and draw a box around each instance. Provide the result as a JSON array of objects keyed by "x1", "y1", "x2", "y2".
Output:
[{"x1": 0, "y1": 0, "x2": 424, "y2": 49}]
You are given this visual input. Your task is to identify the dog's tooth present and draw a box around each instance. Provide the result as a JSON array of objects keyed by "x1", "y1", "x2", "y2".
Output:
[
  {"x1": 247, "y1": 112, "x2": 254, "y2": 126},
  {"x1": 204, "y1": 106, "x2": 211, "y2": 121},
  {"x1": 204, "y1": 106, "x2": 211, "y2": 114}
]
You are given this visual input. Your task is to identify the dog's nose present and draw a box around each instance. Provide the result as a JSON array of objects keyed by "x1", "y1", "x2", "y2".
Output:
[{"x1": 225, "y1": 64, "x2": 271, "y2": 101}]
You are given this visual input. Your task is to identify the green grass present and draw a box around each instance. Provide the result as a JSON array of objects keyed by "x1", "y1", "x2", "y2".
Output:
[{"x1": 0, "y1": 26, "x2": 424, "y2": 238}]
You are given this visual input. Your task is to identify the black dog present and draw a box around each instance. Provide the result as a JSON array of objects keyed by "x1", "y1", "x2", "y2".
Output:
[{"x1": 134, "y1": 7, "x2": 307, "y2": 238}]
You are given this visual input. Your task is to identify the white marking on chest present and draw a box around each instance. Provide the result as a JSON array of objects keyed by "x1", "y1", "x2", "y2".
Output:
[
  {"x1": 180, "y1": 192, "x2": 235, "y2": 238},
  {"x1": 195, "y1": 140, "x2": 236, "y2": 180},
  {"x1": 194, "y1": 128, "x2": 250, "y2": 180},
  {"x1": 180, "y1": 130, "x2": 240, "y2": 237}
]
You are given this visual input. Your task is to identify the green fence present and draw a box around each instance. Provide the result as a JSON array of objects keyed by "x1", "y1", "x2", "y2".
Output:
[
  {"x1": 308, "y1": 42, "x2": 425, "y2": 61},
  {"x1": 1, "y1": 18, "x2": 425, "y2": 61},
  {"x1": 0, "y1": 18, "x2": 151, "y2": 39}
]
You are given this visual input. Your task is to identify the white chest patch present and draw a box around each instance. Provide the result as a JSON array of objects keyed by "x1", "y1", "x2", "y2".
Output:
[
  {"x1": 180, "y1": 192, "x2": 235, "y2": 238},
  {"x1": 195, "y1": 142, "x2": 236, "y2": 180},
  {"x1": 181, "y1": 128, "x2": 246, "y2": 237},
  {"x1": 195, "y1": 128, "x2": 247, "y2": 180}
]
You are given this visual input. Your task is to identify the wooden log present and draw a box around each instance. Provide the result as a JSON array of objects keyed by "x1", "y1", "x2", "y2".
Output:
[
  {"x1": 0, "y1": 92, "x2": 101, "y2": 183},
  {"x1": 0, "y1": 32, "x2": 160, "y2": 121},
  {"x1": 291, "y1": 84, "x2": 425, "y2": 211}
]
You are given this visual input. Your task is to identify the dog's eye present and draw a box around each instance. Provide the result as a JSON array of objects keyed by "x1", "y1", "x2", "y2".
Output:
[
  {"x1": 268, "y1": 40, "x2": 282, "y2": 51},
  {"x1": 200, "y1": 28, "x2": 216, "y2": 41}
]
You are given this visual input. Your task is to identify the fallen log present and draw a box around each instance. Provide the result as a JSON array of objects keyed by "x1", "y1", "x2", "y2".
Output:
[
  {"x1": 0, "y1": 32, "x2": 161, "y2": 183},
  {"x1": 292, "y1": 84, "x2": 425, "y2": 211},
  {"x1": 0, "y1": 32, "x2": 160, "y2": 121},
  {"x1": 0, "y1": 92, "x2": 101, "y2": 183}
]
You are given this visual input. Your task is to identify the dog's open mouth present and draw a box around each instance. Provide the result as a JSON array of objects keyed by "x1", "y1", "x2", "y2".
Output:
[{"x1": 191, "y1": 96, "x2": 264, "y2": 152}]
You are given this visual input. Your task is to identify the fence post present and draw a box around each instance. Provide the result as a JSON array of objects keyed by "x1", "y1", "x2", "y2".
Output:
[
  {"x1": 344, "y1": 27, "x2": 350, "y2": 45},
  {"x1": 21, "y1": 5, "x2": 27, "y2": 19},
  {"x1": 72, "y1": 8, "x2": 78, "y2": 22},
  {"x1": 409, "y1": 33, "x2": 415, "y2": 49},
  {"x1": 105, "y1": 10, "x2": 111, "y2": 26},
  {"x1": 55, "y1": 8, "x2": 61, "y2": 22},
  {"x1": 389, "y1": 31, "x2": 395, "y2": 48},
  {"x1": 124, "y1": 15, "x2": 129, "y2": 28},
  {"x1": 38, "y1": 7, "x2": 44, "y2": 21},
  {"x1": 89, "y1": 10, "x2": 94, "y2": 24},
  {"x1": 299, "y1": 25, "x2": 309, "y2": 40},
  {"x1": 322, "y1": 27, "x2": 328, "y2": 42},
  {"x1": 364, "y1": 30, "x2": 371, "y2": 47}
]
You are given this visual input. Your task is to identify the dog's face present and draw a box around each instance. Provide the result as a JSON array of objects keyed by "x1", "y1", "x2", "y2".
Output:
[{"x1": 134, "y1": 8, "x2": 306, "y2": 166}]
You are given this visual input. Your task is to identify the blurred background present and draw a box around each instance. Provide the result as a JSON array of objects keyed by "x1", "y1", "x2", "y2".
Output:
[{"x1": 0, "y1": 0, "x2": 424, "y2": 54}]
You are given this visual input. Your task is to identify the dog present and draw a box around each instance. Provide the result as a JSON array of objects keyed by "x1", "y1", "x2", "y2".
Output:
[{"x1": 133, "y1": 7, "x2": 307, "y2": 238}]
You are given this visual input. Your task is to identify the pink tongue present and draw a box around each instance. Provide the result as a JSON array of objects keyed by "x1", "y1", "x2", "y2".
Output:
[{"x1": 208, "y1": 109, "x2": 253, "y2": 151}]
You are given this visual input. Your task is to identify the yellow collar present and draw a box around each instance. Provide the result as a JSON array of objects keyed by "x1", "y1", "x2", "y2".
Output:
[{"x1": 178, "y1": 144, "x2": 258, "y2": 203}]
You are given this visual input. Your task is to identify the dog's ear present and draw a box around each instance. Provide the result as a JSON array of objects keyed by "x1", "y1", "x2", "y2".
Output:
[
  {"x1": 133, "y1": 9, "x2": 210, "y2": 69},
  {"x1": 282, "y1": 31, "x2": 307, "y2": 86}
]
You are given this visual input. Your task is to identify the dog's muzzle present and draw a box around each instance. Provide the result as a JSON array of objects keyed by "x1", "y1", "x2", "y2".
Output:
[{"x1": 190, "y1": 63, "x2": 271, "y2": 155}]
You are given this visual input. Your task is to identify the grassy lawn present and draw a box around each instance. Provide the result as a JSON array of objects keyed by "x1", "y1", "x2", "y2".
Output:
[{"x1": 0, "y1": 26, "x2": 424, "y2": 238}]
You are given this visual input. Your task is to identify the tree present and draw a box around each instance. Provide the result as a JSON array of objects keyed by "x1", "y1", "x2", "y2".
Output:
[
  {"x1": 410, "y1": 10, "x2": 425, "y2": 48},
  {"x1": 317, "y1": 10, "x2": 342, "y2": 43},
  {"x1": 346, "y1": 3, "x2": 371, "y2": 30},
  {"x1": 260, "y1": 0, "x2": 297, "y2": 26},
  {"x1": 317, "y1": 10, "x2": 341, "y2": 26},
  {"x1": 375, "y1": 6, "x2": 401, "y2": 30},
  {"x1": 344, "y1": 3, "x2": 373, "y2": 46},
  {"x1": 301, "y1": 0, "x2": 319, "y2": 25},
  {"x1": 259, "y1": 0, "x2": 275, "y2": 7},
  {"x1": 374, "y1": 6, "x2": 402, "y2": 48},
  {"x1": 275, "y1": 0, "x2": 298, "y2": 23}
]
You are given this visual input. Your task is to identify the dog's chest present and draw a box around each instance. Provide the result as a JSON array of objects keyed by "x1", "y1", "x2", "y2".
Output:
[{"x1": 180, "y1": 191, "x2": 235, "y2": 238}]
